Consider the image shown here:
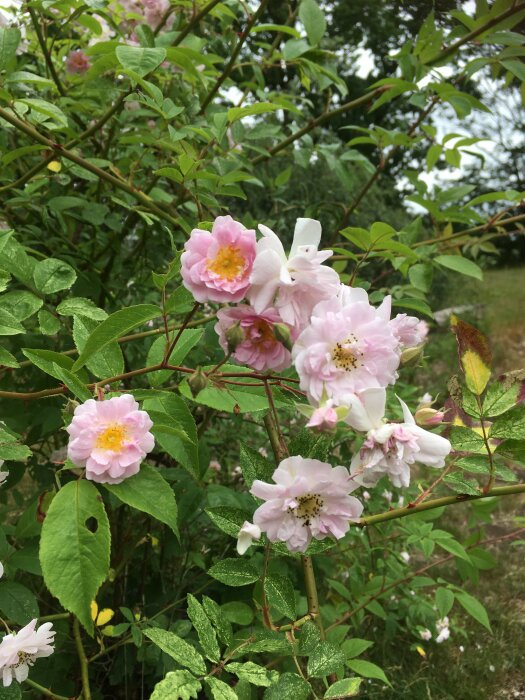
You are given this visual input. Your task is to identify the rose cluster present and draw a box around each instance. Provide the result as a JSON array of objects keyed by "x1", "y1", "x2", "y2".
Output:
[{"x1": 179, "y1": 215, "x2": 451, "y2": 553}]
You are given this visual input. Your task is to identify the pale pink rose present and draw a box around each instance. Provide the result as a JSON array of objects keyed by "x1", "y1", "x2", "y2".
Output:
[
  {"x1": 209, "y1": 460, "x2": 221, "y2": 473},
  {"x1": 390, "y1": 313, "x2": 427, "y2": 348},
  {"x1": 0, "y1": 619, "x2": 55, "y2": 686},
  {"x1": 65, "y1": 49, "x2": 91, "y2": 74},
  {"x1": 248, "y1": 219, "x2": 340, "y2": 332},
  {"x1": 420, "y1": 628, "x2": 432, "y2": 641},
  {"x1": 181, "y1": 216, "x2": 256, "y2": 303},
  {"x1": 66, "y1": 395, "x2": 154, "y2": 485},
  {"x1": 215, "y1": 305, "x2": 294, "y2": 372},
  {"x1": 236, "y1": 521, "x2": 261, "y2": 555},
  {"x1": 250, "y1": 456, "x2": 363, "y2": 553},
  {"x1": 306, "y1": 404, "x2": 338, "y2": 432},
  {"x1": 143, "y1": 0, "x2": 171, "y2": 29},
  {"x1": 292, "y1": 292, "x2": 400, "y2": 404},
  {"x1": 347, "y1": 389, "x2": 451, "y2": 488}
]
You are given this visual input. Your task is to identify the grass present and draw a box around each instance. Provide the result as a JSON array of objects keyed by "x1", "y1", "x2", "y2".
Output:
[{"x1": 366, "y1": 266, "x2": 525, "y2": 699}]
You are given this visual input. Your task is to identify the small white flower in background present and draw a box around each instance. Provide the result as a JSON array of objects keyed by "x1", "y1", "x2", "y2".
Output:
[
  {"x1": 400, "y1": 551, "x2": 410, "y2": 563},
  {"x1": 362, "y1": 490, "x2": 371, "y2": 501},
  {"x1": 258, "y1": 447, "x2": 268, "y2": 458},
  {"x1": 489, "y1": 665, "x2": 495, "y2": 672},
  {"x1": 420, "y1": 628, "x2": 432, "y2": 641},
  {"x1": 208, "y1": 460, "x2": 221, "y2": 473},
  {"x1": 382, "y1": 489, "x2": 393, "y2": 503},
  {"x1": 398, "y1": 496, "x2": 405, "y2": 507},
  {"x1": 459, "y1": 645, "x2": 465, "y2": 652},
  {"x1": 0, "y1": 563, "x2": 3, "y2": 579},
  {"x1": 0, "y1": 619, "x2": 55, "y2": 686},
  {"x1": 0, "y1": 460, "x2": 7, "y2": 487},
  {"x1": 236, "y1": 521, "x2": 261, "y2": 555},
  {"x1": 435, "y1": 616, "x2": 450, "y2": 643}
]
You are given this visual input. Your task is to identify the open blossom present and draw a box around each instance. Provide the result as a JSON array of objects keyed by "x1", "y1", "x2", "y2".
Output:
[
  {"x1": 250, "y1": 456, "x2": 363, "y2": 553},
  {"x1": 66, "y1": 49, "x2": 91, "y2": 74},
  {"x1": 347, "y1": 389, "x2": 451, "y2": 488},
  {"x1": 390, "y1": 313, "x2": 427, "y2": 349},
  {"x1": 215, "y1": 305, "x2": 294, "y2": 372},
  {"x1": 292, "y1": 291, "x2": 400, "y2": 404},
  {"x1": 248, "y1": 219, "x2": 340, "y2": 332},
  {"x1": 67, "y1": 395, "x2": 154, "y2": 485},
  {"x1": 236, "y1": 521, "x2": 261, "y2": 555},
  {"x1": 435, "y1": 617, "x2": 450, "y2": 643},
  {"x1": 0, "y1": 620, "x2": 55, "y2": 686},
  {"x1": 420, "y1": 628, "x2": 432, "y2": 641},
  {"x1": 181, "y1": 216, "x2": 256, "y2": 303}
]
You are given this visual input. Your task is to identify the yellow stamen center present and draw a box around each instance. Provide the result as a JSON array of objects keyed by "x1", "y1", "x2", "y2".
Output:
[
  {"x1": 207, "y1": 245, "x2": 246, "y2": 281},
  {"x1": 289, "y1": 493, "x2": 324, "y2": 527},
  {"x1": 332, "y1": 334, "x2": 363, "y2": 372},
  {"x1": 96, "y1": 423, "x2": 128, "y2": 451}
]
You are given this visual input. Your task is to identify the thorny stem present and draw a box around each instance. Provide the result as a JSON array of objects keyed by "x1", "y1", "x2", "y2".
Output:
[
  {"x1": 73, "y1": 617, "x2": 92, "y2": 700},
  {"x1": 24, "y1": 678, "x2": 71, "y2": 700},
  {"x1": 199, "y1": 0, "x2": 269, "y2": 114}
]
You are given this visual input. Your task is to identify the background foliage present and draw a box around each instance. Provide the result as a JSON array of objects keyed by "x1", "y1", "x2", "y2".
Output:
[{"x1": 0, "y1": 0, "x2": 524, "y2": 698}]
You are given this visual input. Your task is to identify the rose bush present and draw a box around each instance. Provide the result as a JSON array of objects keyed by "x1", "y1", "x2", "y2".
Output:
[{"x1": 0, "y1": 1, "x2": 524, "y2": 698}]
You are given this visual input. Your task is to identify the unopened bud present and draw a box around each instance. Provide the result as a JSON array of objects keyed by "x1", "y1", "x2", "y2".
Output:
[
  {"x1": 415, "y1": 407, "x2": 445, "y2": 426},
  {"x1": 273, "y1": 323, "x2": 293, "y2": 351},
  {"x1": 400, "y1": 344, "x2": 424, "y2": 365},
  {"x1": 64, "y1": 398, "x2": 80, "y2": 415},
  {"x1": 225, "y1": 322, "x2": 244, "y2": 354},
  {"x1": 188, "y1": 367, "x2": 208, "y2": 397}
]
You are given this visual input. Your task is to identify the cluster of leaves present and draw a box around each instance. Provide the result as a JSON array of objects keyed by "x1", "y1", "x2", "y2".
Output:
[{"x1": 0, "y1": 0, "x2": 524, "y2": 698}]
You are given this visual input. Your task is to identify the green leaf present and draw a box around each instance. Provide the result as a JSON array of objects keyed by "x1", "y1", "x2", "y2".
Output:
[
  {"x1": 40, "y1": 480, "x2": 111, "y2": 634},
  {"x1": 435, "y1": 255, "x2": 483, "y2": 281},
  {"x1": 491, "y1": 405, "x2": 525, "y2": 439},
  {"x1": 22, "y1": 348, "x2": 79, "y2": 383},
  {"x1": 239, "y1": 442, "x2": 274, "y2": 487},
  {"x1": 227, "y1": 102, "x2": 280, "y2": 123},
  {"x1": 455, "y1": 456, "x2": 490, "y2": 474},
  {"x1": 298, "y1": 620, "x2": 321, "y2": 654},
  {"x1": 483, "y1": 381, "x2": 520, "y2": 417},
  {"x1": 0, "y1": 582, "x2": 39, "y2": 625},
  {"x1": 431, "y1": 530, "x2": 472, "y2": 562},
  {"x1": 0, "y1": 345, "x2": 19, "y2": 368},
  {"x1": 443, "y1": 472, "x2": 481, "y2": 496},
  {"x1": 307, "y1": 642, "x2": 346, "y2": 678},
  {"x1": 147, "y1": 329, "x2": 203, "y2": 387},
  {"x1": 346, "y1": 659, "x2": 391, "y2": 686},
  {"x1": 72, "y1": 304, "x2": 161, "y2": 371},
  {"x1": 0, "y1": 427, "x2": 31, "y2": 462},
  {"x1": 205, "y1": 506, "x2": 251, "y2": 538},
  {"x1": 1, "y1": 290, "x2": 42, "y2": 320},
  {"x1": 116, "y1": 45, "x2": 167, "y2": 78},
  {"x1": 144, "y1": 627, "x2": 207, "y2": 675},
  {"x1": 72, "y1": 316, "x2": 124, "y2": 380},
  {"x1": 435, "y1": 588, "x2": 455, "y2": 618},
  {"x1": 202, "y1": 597, "x2": 232, "y2": 646},
  {"x1": 52, "y1": 363, "x2": 93, "y2": 402},
  {"x1": 455, "y1": 591, "x2": 491, "y2": 631},
  {"x1": 501, "y1": 58, "x2": 525, "y2": 82},
  {"x1": 221, "y1": 601, "x2": 253, "y2": 626},
  {"x1": 56, "y1": 297, "x2": 108, "y2": 321},
  {"x1": 208, "y1": 558, "x2": 259, "y2": 587},
  {"x1": 186, "y1": 594, "x2": 220, "y2": 662},
  {"x1": 0, "y1": 27, "x2": 21, "y2": 71},
  {"x1": 324, "y1": 678, "x2": 363, "y2": 698},
  {"x1": 0, "y1": 308, "x2": 24, "y2": 336},
  {"x1": 38, "y1": 309, "x2": 61, "y2": 335},
  {"x1": 33, "y1": 258, "x2": 77, "y2": 294},
  {"x1": 0, "y1": 683, "x2": 22, "y2": 699},
  {"x1": 341, "y1": 638, "x2": 374, "y2": 659},
  {"x1": 408, "y1": 263, "x2": 433, "y2": 292},
  {"x1": 299, "y1": 0, "x2": 326, "y2": 45},
  {"x1": 263, "y1": 672, "x2": 311, "y2": 700},
  {"x1": 204, "y1": 677, "x2": 237, "y2": 700},
  {"x1": 264, "y1": 574, "x2": 296, "y2": 620},
  {"x1": 288, "y1": 429, "x2": 332, "y2": 461},
  {"x1": 225, "y1": 661, "x2": 278, "y2": 687},
  {"x1": 150, "y1": 670, "x2": 201, "y2": 700},
  {"x1": 143, "y1": 394, "x2": 199, "y2": 478},
  {"x1": 449, "y1": 426, "x2": 487, "y2": 453},
  {"x1": 104, "y1": 465, "x2": 179, "y2": 538}
]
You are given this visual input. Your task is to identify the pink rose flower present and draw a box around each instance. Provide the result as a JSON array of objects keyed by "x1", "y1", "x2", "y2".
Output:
[
  {"x1": 250, "y1": 456, "x2": 363, "y2": 553},
  {"x1": 0, "y1": 619, "x2": 55, "y2": 686},
  {"x1": 65, "y1": 49, "x2": 91, "y2": 74},
  {"x1": 215, "y1": 305, "x2": 294, "y2": 372},
  {"x1": 306, "y1": 403, "x2": 338, "y2": 432},
  {"x1": 248, "y1": 218, "x2": 340, "y2": 332},
  {"x1": 346, "y1": 389, "x2": 451, "y2": 488},
  {"x1": 67, "y1": 395, "x2": 154, "y2": 485},
  {"x1": 292, "y1": 291, "x2": 400, "y2": 404},
  {"x1": 181, "y1": 216, "x2": 256, "y2": 303},
  {"x1": 390, "y1": 313, "x2": 427, "y2": 348}
]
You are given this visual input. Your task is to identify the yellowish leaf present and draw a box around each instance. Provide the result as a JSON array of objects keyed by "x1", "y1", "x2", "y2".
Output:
[
  {"x1": 96, "y1": 608, "x2": 115, "y2": 626},
  {"x1": 90, "y1": 600, "x2": 98, "y2": 621},
  {"x1": 47, "y1": 160, "x2": 62, "y2": 173}
]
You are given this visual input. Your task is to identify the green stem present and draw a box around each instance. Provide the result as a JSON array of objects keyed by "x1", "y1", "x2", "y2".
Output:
[
  {"x1": 38, "y1": 612, "x2": 71, "y2": 623},
  {"x1": 358, "y1": 484, "x2": 525, "y2": 527},
  {"x1": 24, "y1": 678, "x2": 70, "y2": 700},
  {"x1": 73, "y1": 617, "x2": 91, "y2": 700},
  {"x1": 301, "y1": 555, "x2": 324, "y2": 638}
]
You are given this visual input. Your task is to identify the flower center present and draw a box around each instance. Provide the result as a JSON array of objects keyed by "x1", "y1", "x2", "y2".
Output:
[
  {"x1": 207, "y1": 245, "x2": 246, "y2": 280},
  {"x1": 290, "y1": 493, "x2": 324, "y2": 527},
  {"x1": 332, "y1": 334, "x2": 363, "y2": 372},
  {"x1": 15, "y1": 651, "x2": 33, "y2": 668},
  {"x1": 96, "y1": 423, "x2": 128, "y2": 451},
  {"x1": 249, "y1": 319, "x2": 276, "y2": 346}
]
